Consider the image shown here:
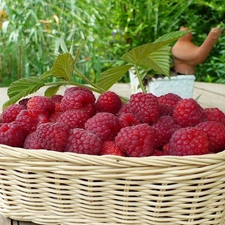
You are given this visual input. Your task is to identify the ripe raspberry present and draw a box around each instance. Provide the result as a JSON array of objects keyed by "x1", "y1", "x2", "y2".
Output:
[
  {"x1": 16, "y1": 109, "x2": 49, "y2": 136},
  {"x1": 95, "y1": 91, "x2": 122, "y2": 114},
  {"x1": 27, "y1": 96, "x2": 55, "y2": 117},
  {"x1": 129, "y1": 92, "x2": 159, "y2": 124},
  {"x1": 60, "y1": 90, "x2": 95, "y2": 116},
  {"x1": 196, "y1": 121, "x2": 225, "y2": 153},
  {"x1": 85, "y1": 112, "x2": 121, "y2": 141},
  {"x1": 0, "y1": 122, "x2": 25, "y2": 147},
  {"x1": 158, "y1": 104, "x2": 174, "y2": 116},
  {"x1": 173, "y1": 98, "x2": 205, "y2": 127},
  {"x1": 117, "y1": 103, "x2": 132, "y2": 116},
  {"x1": 158, "y1": 93, "x2": 182, "y2": 108},
  {"x1": 65, "y1": 128, "x2": 102, "y2": 155},
  {"x1": 1, "y1": 103, "x2": 25, "y2": 123},
  {"x1": 36, "y1": 122, "x2": 70, "y2": 152},
  {"x1": 100, "y1": 141, "x2": 126, "y2": 156},
  {"x1": 24, "y1": 132, "x2": 42, "y2": 149},
  {"x1": 115, "y1": 123, "x2": 155, "y2": 157},
  {"x1": 204, "y1": 107, "x2": 225, "y2": 126},
  {"x1": 168, "y1": 127, "x2": 209, "y2": 156},
  {"x1": 64, "y1": 86, "x2": 96, "y2": 102},
  {"x1": 152, "y1": 116, "x2": 180, "y2": 149},
  {"x1": 118, "y1": 112, "x2": 141, "y2": 128},
  {"x1": 57, "y1": 109, "x2": 90, "y2": 129},
  {"x1": 50, "y1": 94, "x2": 63, "y2": 112}
]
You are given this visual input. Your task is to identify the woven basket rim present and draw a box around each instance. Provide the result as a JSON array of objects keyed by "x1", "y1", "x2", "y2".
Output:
[{"x1": 0, "y1": 144, "x2": 225, "y2": 167}]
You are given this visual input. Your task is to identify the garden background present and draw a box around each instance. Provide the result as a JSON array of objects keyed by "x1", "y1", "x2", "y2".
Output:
[{"x1": 0, "y1": 0, "x2": 224, "y2": 87}]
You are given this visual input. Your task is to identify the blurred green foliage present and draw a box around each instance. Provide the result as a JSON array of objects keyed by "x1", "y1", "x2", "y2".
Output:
[{"x1": 0, "y1": 0, "x2": 224, "y2": 86}]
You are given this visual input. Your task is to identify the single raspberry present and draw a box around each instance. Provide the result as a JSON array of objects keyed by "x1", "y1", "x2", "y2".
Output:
[
  {"x1": 118, "y1": 112, "x2": 141, "y2": 128},
  {"x1": 159, "y1": 104, "x2": 174, "y2": 116},
  {"x1": 16, "y1": 109, "x2": 49, "y2": 136},
  {"x1": 64, "y1": 86, "x2": 96, "y2": 102},
  {"x1": 100, "y1": 141, "x2": 126, "y2": 156},
  {"x1": 85, "y1": 112, "x2": 121, "y2": 141},
  {"x1": 95, "y1": 91, "x2": 122, "y2": 114},
  {"x1": 117, "y1": 103, "x2": 132, "y2": 116},
  {"x1": 0, "y1": 122, "x2": 25, "y2": 147},
  {"x1": 173, "y1": 98, "x2": 205, "y2": 127},
  {"x1": 168, "y1": 127, "x2": 209, "y2": 156},
  {"x1": 36, "y1": 122, "x2": 70, "y2": 152},
  {"x1": 24, "y1": 132, "x2": 42, "y2": 149},
  {"x1": 158, "y1": 93, "x2": 182, "y2": 108},
  {"x1": 65, "y1": 128, "x2": 102, "y2": 155},
  {"x1": 27, "y1": 96, "x2": 55, "y2": 117},
  {"x1": 129, "y1": 92, "x2": 159, "y2": 124},
  {"x1": 152, "y1": 116, "x2": 180, "y2": 149},
  {"x1": 196, "y1": 121, "x2": 225, "y2": 153},
  {"x1": 1, "y1": 103, "x2": 25, "y2": 123},
  {"x1": 50, "y1": 94, "x2": 63, "y2": 112},
  {"x1": 204, "y1": 107, "x2": 225, "y2": 126},
  {"x1": 115, "y1": 123, "x2": 155, "y2": 157},
  {"x1": 60, "y1": 90, "x2": 95, "y2": 116},
  {"x1": 57, "y1": 109, "x2": 90, "y2": 129}
]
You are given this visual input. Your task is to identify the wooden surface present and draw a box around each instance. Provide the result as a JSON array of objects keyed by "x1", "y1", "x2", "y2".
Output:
[{"x1": 0, "y1": 81, "x2": 225, "y2": 225}]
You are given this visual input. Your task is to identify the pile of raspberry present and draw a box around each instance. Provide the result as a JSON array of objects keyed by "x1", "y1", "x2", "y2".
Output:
[{"x1": 1, "y1": 86, "x2": 225, "y2": 157}]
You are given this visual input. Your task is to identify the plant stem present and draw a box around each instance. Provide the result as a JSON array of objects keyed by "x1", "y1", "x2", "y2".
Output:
[{"x1": 134, "y1": 64, "x2": 147, "y2": 93}]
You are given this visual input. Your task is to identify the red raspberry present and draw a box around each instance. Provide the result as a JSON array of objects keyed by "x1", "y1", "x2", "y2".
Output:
[
  {"x1": 64, "y1": 86, "x2": 96, "y2": 102},
  {"x1": 0, "y1": 122, "x2": 25, "y2": 147},
  {"x1": 118, "y1": 112, "x2": 141, "y2": 128},
  {"x1": 196, "y1": 121, "x2": 225, "y2": 153},
  {"x1": 168, "y1": 127, "x2": 209, "y2": 156},
  {"x1": 60, "y1": 90, "x2": 95, "y2": 116},
  {"x1": 100, "y1": 141, "x2": 126, "y2": 156},
  {"x1": 50, "y1": 94, "x2": 63, "y2": 112},
  {"x1": 36, "y1": 122, "x2": 70, "y2": 152},
  {"x1": 95, "y1": 91, "x2": 122, "y2": 114},
  {"x1": 152, "y1": 116, "x2": 180, "y2": 149},
  {"x1": 27, "y1": 96, "x2": 55, "y2": 117},
  {"x1": 65, "y1": 128, "x2": 102, "y2": 155},
  {"x1": 16, "y1": 110, "x2": 49, "y2": 136},
  {"x1": 158, "y1": 93, "x2": 182, "y2": 108},
  {"x1": 1, "y1": 103, "x2": 25, "y2": 123},
  {"x1": 129, "y1": 92, "x2": 159, "y2": 124},
  {"x1": 173, "y1": 98, "x2": 205, "y2": 127},
  {"x1": 115, "y1": 123, "x2": 155, "y2": 157},
  {"x1": 24, "y1": 132, "x2": 42, "y2": 149},
  {"x1": 85, "y1": 112, "x2": 121, "y2": 141},
  {"x1": 57, "y1": 109, "x2": 90, "y2": 129},
  {"x1": 158, "y1": 104, "x2": 174, "y2": 116},
  {"x1": 204, "y1": 107, "x2": 225, "y2": 126}
]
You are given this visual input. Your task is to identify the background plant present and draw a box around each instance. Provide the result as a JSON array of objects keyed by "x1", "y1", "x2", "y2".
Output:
[{"x1": 0, "y1": 0, "x2": 224, "y2": 87}]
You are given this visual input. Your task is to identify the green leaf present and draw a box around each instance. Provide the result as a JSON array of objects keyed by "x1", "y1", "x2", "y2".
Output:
[
  {"x1": 121, "y1": 30, "x2": 188, "y2": 66},
  {"x1": 3, "y1": 77, "x2": 45, "y2": 109},
  {"x1": 97, "y1": 65, "x2": 132, "y2": 90},
  {"x1": 40, "y1": 69, "x2": 53, "y2": 80},
  {"x1": 44, "y1": 84, "x2": 61, "y2": 97},
  {"x1": 51, "y1": 53, "x2": 75, "y2": 81}
]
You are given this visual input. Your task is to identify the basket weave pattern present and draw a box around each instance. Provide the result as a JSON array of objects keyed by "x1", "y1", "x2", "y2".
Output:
[{"x1": 0, "y1": 144, "x2": 225, "y2": 225}]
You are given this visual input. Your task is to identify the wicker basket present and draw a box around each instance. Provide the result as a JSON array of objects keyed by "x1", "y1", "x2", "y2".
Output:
[{"x1": 1, "y1": 144, "x2": 225, "y2": 225}]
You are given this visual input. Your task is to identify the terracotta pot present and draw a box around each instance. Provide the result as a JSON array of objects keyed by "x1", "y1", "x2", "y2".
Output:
[{"x1": 129, "y1": 69, "x2": 195, "y2": 98}]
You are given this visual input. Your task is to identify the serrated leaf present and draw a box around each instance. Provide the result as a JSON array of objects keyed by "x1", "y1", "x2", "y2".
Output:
[
  {"x1": 3, "y1": 77, "x2": 45, "y2": 108},
  {"x1": 122, "y1": 30, "x2": 188, "y2": 66},
  {"x1": 40, "y1": 69, "x2": 53, "y2": 80},
  {"x1": 97, "y1": 65, "x2": 132, "y2": 90},
  {"x1": 51, "y1": 53, "x2": 75, "y2": 81},
  {"x1": 44, "y1": 84, "x2": 61, "y2": 97}
]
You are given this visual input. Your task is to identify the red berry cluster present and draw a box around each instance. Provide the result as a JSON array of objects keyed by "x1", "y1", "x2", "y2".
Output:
[{"x1": 1, "y1": 87, "x2": 225, "y2": 157}]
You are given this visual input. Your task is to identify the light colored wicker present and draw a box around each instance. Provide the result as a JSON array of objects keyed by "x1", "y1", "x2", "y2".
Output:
[{"x1": 0, "y1": 144, "x2": 225, "y2": 225}]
